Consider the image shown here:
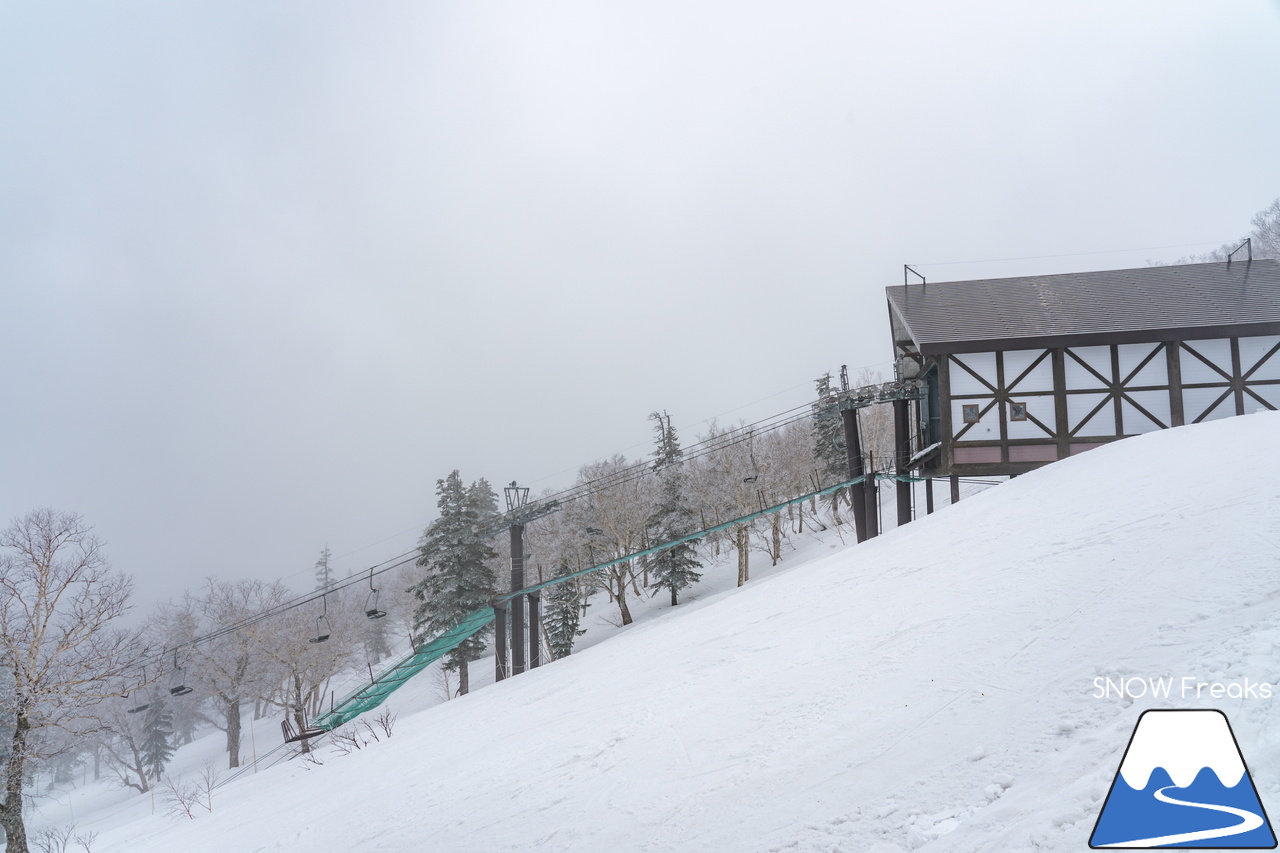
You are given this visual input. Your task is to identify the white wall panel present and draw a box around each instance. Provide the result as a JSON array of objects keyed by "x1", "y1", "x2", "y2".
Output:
[
  {"x1": 1118, "y1": 343, "x2": 1167, "y2": 387},
  {"x1": 1067, "y1": 392, "x2": 1114, "y2": 436},
  {"x1": 1063, "y1": 346, "x2": 1111, "y2": 389},
  {"x1": 1123, "y1": 390, "x2": 1172, "y2": 428},
  {"x1": 1003, "y1": 350, "x2": 1054, "y2": 393},
  {"x1": 1244, "y1": 384, "x2": 1280, "y2": 412},
  {"x1": 1180, "y1": 339, "x2": 1233, "y2": 384},
  {"x1": 949, "y1": 353, "x2": 998, "y2": 396},
  {"x1": 1239, "y1": 335, "x2": 1280, "y2": 381},
  {"x1": 1183, "y1": 386, "x2": 1235, "y2": 422},
  {"x1": 952, "y1": 398, "x2": 997, "y2": 439},
  {"x1": 1120, "y1": 399, "x2": 1163, "y2": 435},
  {"x1": 1006, "y1": 400, "x2": 1055, "y2": 439}
]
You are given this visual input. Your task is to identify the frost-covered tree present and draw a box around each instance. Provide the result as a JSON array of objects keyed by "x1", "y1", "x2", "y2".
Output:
[
  {"x1": 100, "y1": 698, "x2": 154, "y2": 794},
  {"x1": 0, "y1": 510, "x2": 138, "y2": 853},
  {"x1": 1167, "y1": 197, "x2": 1280, "y2": 263},
  {"x1": 575, "y1": 456, "x2": 654, "y2": 624},
  {"x1": 543, "y1": 559, "x2": 585, "y2": 660},
  {"x1": 139, "y1": 694, "x2": 175, "y2": 783},
  {"x1": 173, "y1": 579, "x2": 287, "y2": 768},
  {"x1": 850, "y1": 367, "x2": 894, "y2": 470},
  {"x1": 688, "y1": 423, "x2": 762, "y2": 587},
  {"x1": 526, "y1": 492, "x2": 605, "y2": 618},
  {"x1": 364, "y1": 610, "x2": 392, "y2": 663},
  {"x1": 645, "y1": 411, "x2": 702, "y2": 606},
  {"x1": 811, "y1": 373, "x2": 847, "y2": 485},
  {"x1": 411, "y1": 472, "x2": 497, "y2": 696},
  {"x1": 256, "y1": 597, "x2": 353, "y2": 755},
  {"x1": 314, "y1": 546, "x2": 335, "y2": 591}
]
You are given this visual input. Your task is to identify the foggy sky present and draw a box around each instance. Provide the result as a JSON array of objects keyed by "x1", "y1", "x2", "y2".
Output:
[{"x1": 3, "y1": 1, "x2": 1279, "y2": 610}]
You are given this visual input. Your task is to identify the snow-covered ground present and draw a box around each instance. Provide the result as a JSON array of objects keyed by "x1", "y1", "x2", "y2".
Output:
[{"x1": 29, "y1": 412, "x2": 1280, "y2": 851}]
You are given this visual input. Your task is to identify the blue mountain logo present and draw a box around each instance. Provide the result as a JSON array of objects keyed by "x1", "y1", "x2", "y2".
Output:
[{"x1": 1090, "y1": 709, "x2": 1276, "y2": 848}]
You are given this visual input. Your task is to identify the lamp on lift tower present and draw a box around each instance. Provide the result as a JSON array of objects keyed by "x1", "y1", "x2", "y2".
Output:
[{"x1": 505, "y1": 481, "x2": 530, "y2": 512}]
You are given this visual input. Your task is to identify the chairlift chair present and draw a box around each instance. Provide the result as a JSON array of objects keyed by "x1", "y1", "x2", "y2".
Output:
[
  {"x1": 365, "y1": 568, "x2": 386, "y2": 620},
  {"x1": 125, "y1": 669, "x2": 151, "y2": 713},
  {"x1": 743, "y1": 433, "x2": 760, "y2": 484},
  {"x1": 281, "y1": 716, "x2": 327, "y2": 744},
  {"x1": 169, "y1": 650, "x2": 193, "y2": 696},
  {"x1": 310, "y1": 594, "x2": 332, "y2": 643}
]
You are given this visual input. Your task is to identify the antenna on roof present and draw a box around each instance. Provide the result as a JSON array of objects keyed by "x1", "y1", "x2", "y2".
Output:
[
  {"x1": 1226, "y1": 238, "x2": 1252, "y2": 266},
  {"x1": 903, "y1": 264, "x2": 926, "y2": 308}
]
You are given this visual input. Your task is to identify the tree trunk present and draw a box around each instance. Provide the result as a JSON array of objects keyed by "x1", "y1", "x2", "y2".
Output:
[
  {"x1": 225, "y1": 697, "x2": 242, "y2": 769},
  {"x1": 771, "y1": 513, "x2": 782, "y2": 565},
  {"x1": 127, "y1": 735, "x2": 150, "y2": 793},
  {"x1": 736, "y1": 526, "x2": 749, "y2": 586},
  {"x1": 292, "y1": 674, "x2": 311, "y2": 755},
  {"x1": 614, "y1": 573, "x2": 633, "y2": 625},
  {"x1": 0, "y1": 715, "x2": 31, "y2": 853},
  {"x1": 671, "y1": 586, "x2": 678, "y2": 607},
  {"x1": 458, "y1": 659, "x2": 469, "y2": 696},
  {"x1": 293, "y1": 704, "x2": 311, "y2": 754}
]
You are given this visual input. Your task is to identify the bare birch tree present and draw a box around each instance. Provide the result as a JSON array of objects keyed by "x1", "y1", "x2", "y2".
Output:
[
  {"x1": 175, "y1": 579, "x2": 288, "y2": 768},
  {"x1": 256, "y1": 593, "x2": 355, "y2": 753},
  {"x1": 0, "y1": 509, "x2": 138, "y2": 853},
  {"x1": 575, "y1": 456, "x2": 654, "y2": 625}
]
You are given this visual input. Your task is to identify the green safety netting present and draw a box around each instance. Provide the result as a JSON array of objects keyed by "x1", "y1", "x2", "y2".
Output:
[
  {"x1": 310, "y1": 605, "x2": 495, "y2": 731},
  {"x1": 495, "y1": 475, "x2": 870, "y2": 602},
  {"x1": 310, "y1": 474, "x2": 896, "y2": 730}
]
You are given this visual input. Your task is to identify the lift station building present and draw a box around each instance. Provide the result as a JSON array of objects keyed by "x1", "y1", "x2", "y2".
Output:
[{"x1": 885, "y1": 259, "x2": 1280, "y2": 479}]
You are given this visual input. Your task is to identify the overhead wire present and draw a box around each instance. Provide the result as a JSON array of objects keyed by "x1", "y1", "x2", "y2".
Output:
[
  {"x1": 520, "y1": 358, "x2": 895, "y2": 488},
  {"x1": 540, "y1": 402, "x2": 816, "y2": 507},
  {"x1": 136, "y1": 376, "x2": 895, "y2": 675}
]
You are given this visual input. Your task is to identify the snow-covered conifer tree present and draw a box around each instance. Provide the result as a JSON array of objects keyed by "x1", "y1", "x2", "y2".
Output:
[
  {"x1": 645, "y1": 411, "x2": 702, "y2": 606},
  {"x1": 411, "y1": 471, "x2": 497, "y2": 695},
  {"x1": 811, "y1": 373, "x2": 846, "y2": 485},
  {"x1": 139, "y1": 694, "x2": 175, "y2": 783},
  {"x1": 314, "y1": 546, "x2": 335, "y2": 591},
  {"x1": 544, "y1": 559, "x2": 585, "y2": 659}
]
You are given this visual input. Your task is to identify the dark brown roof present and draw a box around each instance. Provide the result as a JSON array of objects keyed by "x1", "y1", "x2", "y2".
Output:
[{"x1": 886, "y1": 259, "x2": 1280, "y2": 354}]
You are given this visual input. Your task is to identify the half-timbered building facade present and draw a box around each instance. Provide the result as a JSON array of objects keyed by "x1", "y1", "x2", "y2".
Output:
[{"x1": 885, "y1": 259, "x2": 1280, "y2": 478}]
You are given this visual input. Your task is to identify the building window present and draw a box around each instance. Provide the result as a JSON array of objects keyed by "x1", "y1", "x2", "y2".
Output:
[
  {"x1": 962, "y1": 404, "x2": 981, "y2": 424},
  {"x1": 1009, "y1": 402, "x2": 1028, "y2": 421}
]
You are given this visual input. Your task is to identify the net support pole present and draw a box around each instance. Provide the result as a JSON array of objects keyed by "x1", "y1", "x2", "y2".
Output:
[
  {"x1": 864, "y1": 454, "x2": 879, "y2": 539},
  {"x1": 840, "y1": 408, "x2": 869, "y2": 543},
  {"x1": 950, "y1": 475, "x2": 960, "y2": 504},
  {"x1": 494, "y1": 603, "x2": 507, "y2": 682},
  {"x1": 528, "y1": 592, "x2": 541, "y2": 669},
  {"x1": 925, "y1": 478, "x2": 935, "y2": 514},
  {"x1": 510, "y1": 523, "x2": 526, "y2": 675},
  {"x1": 894, "y1": 398, "x2": 912, "y2": 527}
]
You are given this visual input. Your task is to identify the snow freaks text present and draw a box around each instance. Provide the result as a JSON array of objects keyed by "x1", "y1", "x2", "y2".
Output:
[{"x1": 1092, "y1": 676, "x2": 1274, "y2": 701}]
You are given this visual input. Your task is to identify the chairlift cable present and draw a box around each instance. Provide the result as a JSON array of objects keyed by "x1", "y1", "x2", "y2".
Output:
[{"x1": 134, "y1": 386, "x2": 879, "y2": 670}]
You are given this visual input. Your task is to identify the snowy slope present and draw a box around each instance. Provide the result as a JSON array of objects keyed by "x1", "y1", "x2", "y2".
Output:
[{"x1": 74, "y1": 412, "x2": 1280, "y2": 851}]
